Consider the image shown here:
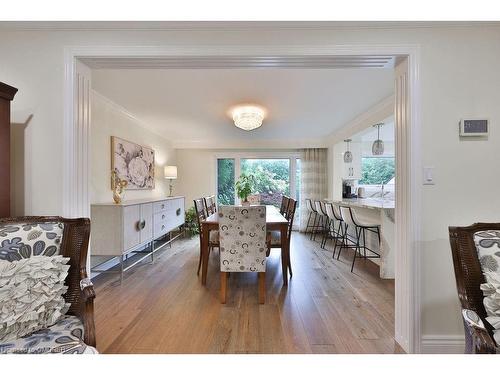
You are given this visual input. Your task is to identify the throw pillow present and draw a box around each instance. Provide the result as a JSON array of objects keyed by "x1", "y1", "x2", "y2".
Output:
[
  {"x1": 0, "y1": 222, "x2": 64, "y2": 262},
  {"x1": 474, "y1": 230, "x2": 500, "y2": 345},
  {"x1": 0, "y1": 255, "x2": 71, "y2": 342}
]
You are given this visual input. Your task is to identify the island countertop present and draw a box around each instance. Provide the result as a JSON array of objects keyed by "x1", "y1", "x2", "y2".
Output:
[{"x1": 325, "y1": 197, "x2": 395, "y2": 210}]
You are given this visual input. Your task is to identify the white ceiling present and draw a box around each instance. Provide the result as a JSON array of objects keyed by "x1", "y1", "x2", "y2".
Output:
[
  {"x1": 358, "y1": 118, "x2": 395, "y2": 142},
  {"x1": 92, "y1": 68, "x2": 394, "y2": 148}
]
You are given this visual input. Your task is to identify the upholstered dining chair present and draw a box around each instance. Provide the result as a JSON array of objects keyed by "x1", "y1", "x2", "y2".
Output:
[
  {"x1": 267, "y1": 198, "x2": 297, "y2": 276},
  {"x1": 218, "y1": 205, "x2": 267, "y2": 304},
  {"x1": 203, "y1": 195, "x2": 217, "y2": 216},
  {"x1": 0, "y1": 216, "x2": 97, "y2": 354},
  {"x1": 194, "y1": 198, "x2": 219, "y2": 275}
]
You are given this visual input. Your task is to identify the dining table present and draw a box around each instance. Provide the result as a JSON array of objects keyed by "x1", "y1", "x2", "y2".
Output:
[{"x1": 200, "y1": 204, "x2": 291, "y2": 286}]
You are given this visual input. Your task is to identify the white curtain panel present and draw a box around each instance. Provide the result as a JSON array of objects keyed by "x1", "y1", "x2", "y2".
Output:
[{"x1": 299, "y1": 148, "x2": 328, "y2": 232}]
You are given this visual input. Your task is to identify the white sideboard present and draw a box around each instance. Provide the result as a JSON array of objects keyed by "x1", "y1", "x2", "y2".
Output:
[{"x1": 91, "y1": 196, "x2": 185, "y2": 281}]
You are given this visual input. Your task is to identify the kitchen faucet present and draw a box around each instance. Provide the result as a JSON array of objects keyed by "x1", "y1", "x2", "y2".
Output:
[{"x1": 380, "y1": 184, "x2": 385, "y2": 198}]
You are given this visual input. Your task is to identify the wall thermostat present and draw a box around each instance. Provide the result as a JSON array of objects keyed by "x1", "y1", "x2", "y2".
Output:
[{"x1": 459, "y1": 119, "x2": 488, "y2": 137}]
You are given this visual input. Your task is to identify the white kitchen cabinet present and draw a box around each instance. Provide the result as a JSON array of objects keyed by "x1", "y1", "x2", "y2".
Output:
[{"x1": 342, "y1": 141, "x2": 362, "y2": 180}]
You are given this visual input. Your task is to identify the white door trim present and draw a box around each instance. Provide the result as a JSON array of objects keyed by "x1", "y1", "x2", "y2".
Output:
[{"x1": 63, "y1": 43, "x2": 422, "y2": 353}]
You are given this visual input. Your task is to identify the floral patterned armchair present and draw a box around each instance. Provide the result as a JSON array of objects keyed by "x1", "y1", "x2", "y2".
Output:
[{"x1": 0, "y1": 216, "x2": 97, "y2": 354}]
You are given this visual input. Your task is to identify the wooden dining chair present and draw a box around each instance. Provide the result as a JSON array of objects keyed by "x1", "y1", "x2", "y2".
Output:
[
  {"x1": 219, "y1": 205, "x2": 267, "y2": 304},
  {"x1": 203, "y1": 195, "x2": 217, "y2": 216},
  {"x1": 194, "y1": 198, "x2": 219, "y2": 275},
  {"x1": 280, "y1": 195, "x2": 290, "y2": 216},
  {"x1": 267, "y1": 198, "x2": 297, "y2": 276}
]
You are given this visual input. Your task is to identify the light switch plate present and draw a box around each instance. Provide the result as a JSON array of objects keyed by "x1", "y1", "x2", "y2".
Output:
[{"x1": 423, "y1": 167, "x2": 435, "y2": 185}]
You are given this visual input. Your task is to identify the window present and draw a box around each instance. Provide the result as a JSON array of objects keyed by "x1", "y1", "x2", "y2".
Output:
[
  {"x1": 217, "y1": 158, "x2": 235, "y2": 205},
  {"x1": 241, "y1": 158, "x2": 290, "y2": 207},
  {"x1": 216, "y1": 154, "x2": 301, "y2": 210},
  {"x1": 359, "y1": 157, "x2": 395, "y2": 185}
]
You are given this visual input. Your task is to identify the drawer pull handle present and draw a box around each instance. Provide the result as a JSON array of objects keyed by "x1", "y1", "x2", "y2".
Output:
[
  {"x1": 161, "y1": 204, "x2": 165, "y2": 209},
  {"x1": 136, "y1": 220, "x2": 146, "y2": 230},
  {"x1": 162, "y1": 214, "x2": 165, "y2": 219},
  {"x1": 176, "y1": 208, "x2": 181, "y2": 216},
  {"x1": 162, "y1": 225, "x2": 165, "y2": 230}
]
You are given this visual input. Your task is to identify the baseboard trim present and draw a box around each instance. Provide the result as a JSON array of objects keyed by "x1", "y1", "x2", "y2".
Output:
[{"x1": 420, "y1": 335, "x2": 465, "y2": 354}]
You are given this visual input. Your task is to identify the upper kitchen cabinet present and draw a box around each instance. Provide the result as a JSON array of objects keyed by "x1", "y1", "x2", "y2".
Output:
[{"x1": 341, "y1": 141, "x2": 362, "y2": 180}]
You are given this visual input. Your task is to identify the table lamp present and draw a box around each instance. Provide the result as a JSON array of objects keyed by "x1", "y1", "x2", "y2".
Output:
[{"x1": 164, "y1": 165, "x2": 178, "y2": 197}]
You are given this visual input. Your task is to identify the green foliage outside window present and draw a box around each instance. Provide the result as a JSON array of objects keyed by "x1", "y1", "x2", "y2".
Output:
[
  {"x1": 359, "y1": 157, "x2": 395, "y2": 185},
  {"x1": 217, "y1": 159, "x2": 235, "y2": 205},
  {"x1": 241, "y1": 159, "x2": 290, "y2": 196}
]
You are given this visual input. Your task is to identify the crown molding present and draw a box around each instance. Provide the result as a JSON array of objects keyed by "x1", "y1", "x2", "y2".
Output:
[{"x1": 0, "y1": 21, "x2": 499, "y2": 31}]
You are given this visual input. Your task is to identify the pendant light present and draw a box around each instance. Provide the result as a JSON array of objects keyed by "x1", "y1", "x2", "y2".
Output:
[
  {"x1": 343, "y1": 139, "x2": 353, "y2": 163},
  {"x1": 372, "y1": 123, "x2": 385, "y2": 156}
]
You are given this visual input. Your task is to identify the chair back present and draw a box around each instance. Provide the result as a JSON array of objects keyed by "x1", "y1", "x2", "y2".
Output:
[
  {"x1": 339, "y1": 206, "x2": 355, "y2": 227},
  {"x1": 315, "y1": 201, "x2": 327, "y2": 216},
  {"x1": 204, "y1": 195, "x2": 216, "y2": 216},
  {"x1": 285, "y1": 198, "x2": 297, "y2": 238},
  {"x1": 193, "y1": 198, "x2": 206, "y2": 238},
  {"x1": 280, "y1": 196, "x2": 290, "y2": 215},
  {"x1": 219, "y1": 205, "x2": 267, "y2": 273},
  {"x1": 306, "y1": 198, "x2": 317, "y2": 213},
  {"x1": 325, "y1": 202, "x2": 342, "y2": 221},
  {"x1": 449, "y1": 224, "x2": 500, "y2": 322},
  {"x1": 449, "y1": 223, "x2": 500, "y2": 352}
]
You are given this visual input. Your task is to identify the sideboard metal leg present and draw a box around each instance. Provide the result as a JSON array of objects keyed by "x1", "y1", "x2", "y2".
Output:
[{"x1": 119, "y1": 255, "x2": 124, "y2": 284}]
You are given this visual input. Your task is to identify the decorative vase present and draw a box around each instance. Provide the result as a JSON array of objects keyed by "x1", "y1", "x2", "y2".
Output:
[
  {"x1": 111, "y1": 170, "x2": 128, "y2": 204},
  {"x1": 241, "y1": 199, "x2": 250, "y2": 206}
]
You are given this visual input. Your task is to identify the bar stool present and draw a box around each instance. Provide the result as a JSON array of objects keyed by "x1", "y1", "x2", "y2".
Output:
[
  {"x1": 304, "y1": 198, "x2": 319, "y2": 240},
  {"x1": 315, "y1": 201, "x2": 329, "y2": 245},
  {"x1": 323, "y1": 202, "x2": 345, "y2": 257},
  {"x1": 339, "y1": 206, "x2": 381, "y2": 272}
]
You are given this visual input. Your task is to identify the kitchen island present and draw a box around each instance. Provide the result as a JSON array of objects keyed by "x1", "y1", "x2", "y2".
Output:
[{"x1": 325, "y1": 197, "x2": 395, "y2": 279}]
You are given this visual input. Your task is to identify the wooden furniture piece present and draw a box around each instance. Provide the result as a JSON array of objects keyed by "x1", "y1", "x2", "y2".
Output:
[
  {"x1": 0, "y1": 216, "x2": 96, "y2": 348},
  {"x1": 194, "y1": 197, "x2": 219, "y2": 275},
  {"x1": 0, "y1": 83, "x2": 18, "y2": 218},
  {"x1": 449, "y1": 223, "x2": 500, "y2": 354},
  {"x1": 280, "y1": 195, "x2": 290, "y2": 216},
  {"x1": 90, "y1": 196, "x2": 185, "y2": 282},
  {"x1": 219, "y1": 205, "x2": 267, "y2": 304},
  {"x1": 203, "y1": 195, "x2": 216, "y2": 216},
  {"x1": 201, "y1": 205, "x2": 289, "y2": 286},
  {"x1": 268, "y1": 198, "x2": 297, "y2": 276}
]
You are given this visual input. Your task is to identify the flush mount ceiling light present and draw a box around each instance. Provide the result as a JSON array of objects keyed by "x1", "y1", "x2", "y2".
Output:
[
  {"x1": 343, "y1": 139, "x2": 353, "y2": 163},
  {"x1": 372, "y1": 122, "x2": 385, "y2": 156},
  {"x1": 231, "y1": 105, "x2": 265, "y2": 131}
]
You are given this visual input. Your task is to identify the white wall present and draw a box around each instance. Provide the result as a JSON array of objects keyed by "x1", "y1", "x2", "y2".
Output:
[
  {"x1": 2, "y1": 24, "x2": 500, "y2": 348},
  {"x1": 90, "y1": 91, "x2": 176, "y2": 203},
  {"x1": 175, "y1": 149, "x2": 217, "y2": 208}
]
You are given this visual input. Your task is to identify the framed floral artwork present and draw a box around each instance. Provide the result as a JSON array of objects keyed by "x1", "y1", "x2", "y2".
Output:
[{"x1": 111, "y1": 136, "x2": 155, "y2": 190}]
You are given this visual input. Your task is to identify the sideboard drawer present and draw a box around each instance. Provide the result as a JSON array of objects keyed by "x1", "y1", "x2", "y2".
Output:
[
  {"x1": 153, "y1": 200, "x2": 168, "y2": 214},
  {"x1": 153, "y1": 211, "x2": 169, "y2": 237}
]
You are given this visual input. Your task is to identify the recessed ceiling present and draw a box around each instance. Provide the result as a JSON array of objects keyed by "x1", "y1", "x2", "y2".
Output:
[{"x1": 92, "y1": 68, "x2": 394, "y2": 147}]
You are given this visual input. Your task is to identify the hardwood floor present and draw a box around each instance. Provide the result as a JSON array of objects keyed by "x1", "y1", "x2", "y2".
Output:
[{"x1": 93, "y1": 232, "x2": 403, "y2": 353}]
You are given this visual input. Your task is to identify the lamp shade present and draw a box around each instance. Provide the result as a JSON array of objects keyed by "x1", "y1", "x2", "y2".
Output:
[{"x1": 164, "y1": 166, "x2": 178, "y2": 179}]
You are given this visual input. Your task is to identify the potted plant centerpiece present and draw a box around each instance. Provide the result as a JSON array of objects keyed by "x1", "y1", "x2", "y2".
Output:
[{"x1": 235, "y1": 173, "x2": 254, "y2": 206}]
